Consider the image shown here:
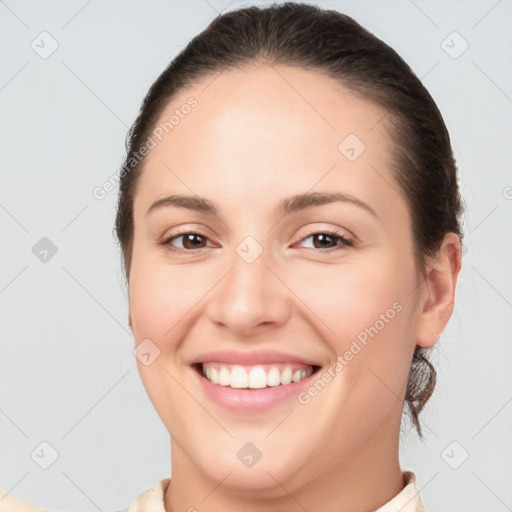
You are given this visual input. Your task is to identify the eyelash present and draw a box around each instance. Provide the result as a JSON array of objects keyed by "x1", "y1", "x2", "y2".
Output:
[{"x1": 160, "y1": 229, "x2": 354, "y2": 256}]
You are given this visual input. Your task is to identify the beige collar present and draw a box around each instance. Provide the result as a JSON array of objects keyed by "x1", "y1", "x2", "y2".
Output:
[{"x1": 124, "y1": 470, "x2": 426, "y2": 512}]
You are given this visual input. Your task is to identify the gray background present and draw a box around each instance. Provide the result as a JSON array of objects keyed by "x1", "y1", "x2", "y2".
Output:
[{"x1": 1, "y1": 0, "x2": 511, "y2": 510}]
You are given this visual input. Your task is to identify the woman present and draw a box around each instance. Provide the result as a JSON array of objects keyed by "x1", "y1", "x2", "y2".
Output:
[{"x1": 1, "y1": 2, "x2": 463, "y2": 511}]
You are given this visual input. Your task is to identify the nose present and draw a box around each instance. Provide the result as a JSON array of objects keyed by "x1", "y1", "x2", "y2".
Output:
[{"x1": 205, "y1": 242, "x2": 291, "y2": 336}]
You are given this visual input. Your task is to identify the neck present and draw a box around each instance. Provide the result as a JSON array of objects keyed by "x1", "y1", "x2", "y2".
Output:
[{"x1": 164, "y1": 417, "x2": 404, "y2": 512}]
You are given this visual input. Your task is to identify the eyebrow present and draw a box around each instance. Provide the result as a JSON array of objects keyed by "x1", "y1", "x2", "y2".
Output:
[{"x1": 146, "y1": 191, "x2": 377, "y2": 218}]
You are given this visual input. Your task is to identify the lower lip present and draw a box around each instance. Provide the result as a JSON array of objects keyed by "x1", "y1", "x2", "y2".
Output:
[{"x1": 192, "y1": 365, "x2": 318, "y2": 412}]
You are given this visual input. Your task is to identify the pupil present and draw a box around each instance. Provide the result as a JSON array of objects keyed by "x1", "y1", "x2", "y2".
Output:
[
  {"x1": 185, "y1": 234, "x2": 203, "y2": 248},
  {"x1": 316, "y1": 234, "x2": 335, "y2": 248}
]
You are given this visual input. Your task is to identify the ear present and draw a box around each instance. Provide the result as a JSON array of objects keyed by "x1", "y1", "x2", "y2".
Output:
[{"x1": 415, "y1": 232, "x2": 462, "y2": 348}]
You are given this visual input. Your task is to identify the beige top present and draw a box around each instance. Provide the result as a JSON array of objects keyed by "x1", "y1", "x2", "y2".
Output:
[{"x1": 0, "y1": 470, "x2": 425, "y2": 512}]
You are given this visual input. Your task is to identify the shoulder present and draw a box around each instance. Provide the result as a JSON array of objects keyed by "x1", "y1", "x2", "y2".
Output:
[
  {"x1": 0, "y1": 491, "x2": 49, "y2": 512},
  {"x1": 375, "y1": 470, "x2": 427, "y2": 512},
  {"x1": 122, "y1": 478, "x2": 170, "y2": 512},
  {"x1": 0, "y1": 477, "x2": 170, "y2": 512}
]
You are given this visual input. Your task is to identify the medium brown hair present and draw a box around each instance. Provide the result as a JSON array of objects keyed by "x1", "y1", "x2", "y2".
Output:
[{"x1": 114, "y1": 2, "x2": 464, "y2": 438}]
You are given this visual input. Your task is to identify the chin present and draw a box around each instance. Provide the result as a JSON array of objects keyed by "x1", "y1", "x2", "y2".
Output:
[{"x1": 189, "y1": 438, "x2": 314, "y2": 497}]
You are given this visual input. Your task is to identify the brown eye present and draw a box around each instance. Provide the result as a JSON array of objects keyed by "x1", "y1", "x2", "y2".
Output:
[
  {"x1": 297, "y1": 231, "x2": 354, "y2": 251},
  {"x1": 312, "y1": 233, "x2": 338, "y2": 249},
  {"x1": 162, "y1": 231, "x2": 212, "y2": 254},
  {"x1": 179, "y1": 233, "x2": 207, "y2": 250}
]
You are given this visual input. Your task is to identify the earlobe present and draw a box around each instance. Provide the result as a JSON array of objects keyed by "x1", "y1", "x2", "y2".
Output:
[{"x1": 415, "y1": 232, "x2": 462, "y2": 348}]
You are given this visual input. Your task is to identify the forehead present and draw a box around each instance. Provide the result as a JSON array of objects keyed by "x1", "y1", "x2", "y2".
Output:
[
  {"x1": 134, "y1": 63, "x2": 403, "y2": 222},
  {"x1": 160, "y1": 62, "x2": 391, "y2": 150}
]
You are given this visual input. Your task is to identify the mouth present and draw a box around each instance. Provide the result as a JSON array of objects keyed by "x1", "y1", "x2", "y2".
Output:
[
  {"x1": 192, "y1": 362, "x2": 321, "y2": 390},
  {"x1": 191, "y1": 361, "x2": 323, "y2": 412},
  {"x1": 189, "y1": 349, "x2": 324, "y2": 411}
]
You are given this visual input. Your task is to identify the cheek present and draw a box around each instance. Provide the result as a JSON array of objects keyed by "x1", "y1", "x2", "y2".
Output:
[
  {"x1": 128, "y1": 253, "x2": 196, "y2": 429},
  {"x1": 128, "y1": 249, "x2": 201, "y2": 339},
  {"x1": 290, "y1": 257, "x2": 407, "y2": 340},
  {"x1": 286, "y1": 255, "x2": 416, "y2": 392}
]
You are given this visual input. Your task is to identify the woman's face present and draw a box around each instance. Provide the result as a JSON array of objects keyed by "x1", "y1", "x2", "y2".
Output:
[{"x1": 129, "y1": 63, "x2": 427, "y2": 490}]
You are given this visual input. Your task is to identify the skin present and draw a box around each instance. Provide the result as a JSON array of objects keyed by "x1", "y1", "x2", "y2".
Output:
[{"x1": 127, "y1": 62, "x2": 461, "y2": 512}]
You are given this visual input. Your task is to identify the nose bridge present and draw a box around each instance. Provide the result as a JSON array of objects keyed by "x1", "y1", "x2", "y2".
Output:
[{"x1": 206, "y1": 233, "x2": 290, "y2": 333}]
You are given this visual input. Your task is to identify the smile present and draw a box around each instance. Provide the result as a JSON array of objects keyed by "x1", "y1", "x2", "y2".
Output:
[
  {"x1": 199, "y1": 362, "x2": 316, "y2": 389},
  {"x1": 189, "y1": 349, "x2": 323, "y2": 411}
]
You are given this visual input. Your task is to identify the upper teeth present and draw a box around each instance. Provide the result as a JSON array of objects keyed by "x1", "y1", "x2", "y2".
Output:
[{"x1": 202, "y1": 363, "x2": 314, "y2": 389}]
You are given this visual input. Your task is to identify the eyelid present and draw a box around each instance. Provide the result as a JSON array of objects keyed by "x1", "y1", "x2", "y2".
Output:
[
  {"x1": 161, "y1": 225, "x2": 355, "y2": 255},
  {"x1": 294, "y1": 229, "x2": 354, "y2": 249},
  {"x1": 160, "y1": 228, "x2": 215, "y2": 250},
  {"x1": 294, "y1": 225, "x2": 354, "y2": 242}
]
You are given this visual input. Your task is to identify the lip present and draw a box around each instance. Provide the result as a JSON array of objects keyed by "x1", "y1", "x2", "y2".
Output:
[
  {"x1": 189, "y1": 349, "x2": 321, "y2": 367},
  {"x1": 189, "y1": 357, "x2": 321, "y2": 412}
]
